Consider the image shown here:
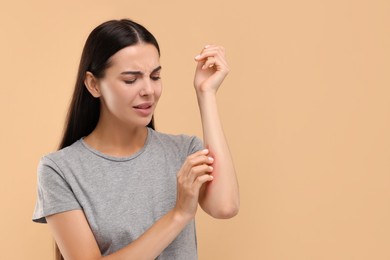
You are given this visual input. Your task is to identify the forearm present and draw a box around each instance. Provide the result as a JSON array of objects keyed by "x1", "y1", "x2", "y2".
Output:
[
  {"x1": 103, "y1": 210, "x2": 191, "y2": 260},
  {"x1": 197, "y1": 91, "x2": 240, "y2": 218},
  {"x1": 49, "y1": 153, "x2": 211, "y2": 260}
]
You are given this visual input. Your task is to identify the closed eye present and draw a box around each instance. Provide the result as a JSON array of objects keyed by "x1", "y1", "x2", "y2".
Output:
[{"x1": 124, "y1": 79, "x2": 137, "y2": 84}]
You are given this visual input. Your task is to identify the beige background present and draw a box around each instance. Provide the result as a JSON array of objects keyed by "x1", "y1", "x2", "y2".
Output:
[{"x1": 1, "y1": 0, "x2": 389, "y2": 259}]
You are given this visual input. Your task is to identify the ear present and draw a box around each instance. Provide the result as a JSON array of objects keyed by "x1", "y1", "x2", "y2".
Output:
[{"x1": 84, "y1": 71, "x2": 101, "y2": 98}]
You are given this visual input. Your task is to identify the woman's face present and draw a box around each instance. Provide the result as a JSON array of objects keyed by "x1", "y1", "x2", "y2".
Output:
[{"x1": 97, "y1": 43, "x2": 162, "y2": 128}]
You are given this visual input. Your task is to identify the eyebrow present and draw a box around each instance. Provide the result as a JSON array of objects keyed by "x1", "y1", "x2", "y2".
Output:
[{"x1": 120, "y1": 66, "x2": 162, "y2": 75}]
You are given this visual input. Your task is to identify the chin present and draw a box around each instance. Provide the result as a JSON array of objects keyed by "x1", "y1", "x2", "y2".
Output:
[{"x1": 135, "y1": 117, "x2": 154, "y2": 128}]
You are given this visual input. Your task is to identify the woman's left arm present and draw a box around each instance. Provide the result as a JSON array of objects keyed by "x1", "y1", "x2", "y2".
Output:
[{"x1": 194, "y1": 45, "x2": 240, "y2": 219}]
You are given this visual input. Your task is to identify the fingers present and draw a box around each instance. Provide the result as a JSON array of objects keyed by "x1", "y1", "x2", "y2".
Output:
[
  {"x1": 203, "y1": 57, "x2": 216, "y2": 69},
  {"x1": 193, "y1": 173, "x2": 214, "y2": 190},
  {"x1": 188, "y1": 164, "x2": 213, "y2": 181},
  {"x1": 177, "y1": 163, "x2": 213, "y2": 198},
  {"x1": 186, "y1": 149, "x2": 214, "y2": 166},
  {"x1": 181, "y1": 149, "x2": 213, "y2": 169},
  {"x1": 195, "y1": 45, "x2": 225, "y2": 60},
  {"x1": 174, "y1": 149, "x2": 214, "y2": 219},
  {"x1": 178, "y1": 149, "x2": 214, "y2": 184},
  {"x1": 194, "y1": 45, "x2": 227, "y2": 70}
]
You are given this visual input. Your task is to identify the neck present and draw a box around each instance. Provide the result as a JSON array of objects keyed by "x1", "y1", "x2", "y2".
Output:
[{"x1": 84, "y1": 113, "x2": 149, "y2": 157}]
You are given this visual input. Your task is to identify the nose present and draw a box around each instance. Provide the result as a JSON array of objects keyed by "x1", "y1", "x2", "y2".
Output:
[{"x1": 140, "y1": 78, "x2": 155, "y2": 96}]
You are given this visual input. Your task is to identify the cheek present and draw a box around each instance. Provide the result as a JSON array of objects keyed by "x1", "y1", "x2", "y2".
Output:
[
  {"x1": 154, "y1": 83, "x2": 163, "y2": 100},
  {"x1": 100, "y1": 81, "x2": 129, "y2": 109},
  {"x1": 100, "y1": 85, "x2": 118, "y2": 106}
]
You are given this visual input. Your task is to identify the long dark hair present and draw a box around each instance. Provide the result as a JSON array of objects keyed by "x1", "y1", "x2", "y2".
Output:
[{"x1": 55, "y1": 19, "x2": 160, "y2": 260}]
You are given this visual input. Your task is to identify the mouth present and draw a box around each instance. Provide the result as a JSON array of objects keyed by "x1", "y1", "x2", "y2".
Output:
[
  {"x1": 133, "y1": 102, "x2": 153, "y2": 109},
  {"x1": 133, "y1": 102, "x2": 154, "y2": 116}
]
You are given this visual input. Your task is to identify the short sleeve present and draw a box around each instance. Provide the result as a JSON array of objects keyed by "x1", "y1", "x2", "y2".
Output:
[
  {"x1": 32, "y1": 156, "x2": 82, "y2": 223},
  {"x1": 188, "y1": 136, "x2": 204, "y2": 155}
]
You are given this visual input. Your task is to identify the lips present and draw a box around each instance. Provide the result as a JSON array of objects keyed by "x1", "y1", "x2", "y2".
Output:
[
  {"x1": 133, "y1": 102, "x2": 153, "y2": 109},
  {"x1": 133, "y1": 102, "x2": 154, "y2": 117}
]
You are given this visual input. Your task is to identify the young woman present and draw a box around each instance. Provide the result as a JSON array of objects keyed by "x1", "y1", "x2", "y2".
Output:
[{"x1": 33, "y1": 19, "x2": 239, "y2": 260}]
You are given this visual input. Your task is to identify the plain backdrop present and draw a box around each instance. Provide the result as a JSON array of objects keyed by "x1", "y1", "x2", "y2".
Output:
[{"x1": 1, "y1": 0, "x2": 390, "y2": 259}]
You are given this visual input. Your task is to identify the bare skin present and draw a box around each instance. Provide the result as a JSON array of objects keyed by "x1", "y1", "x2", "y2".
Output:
[{"x1": 46, "y1": 43, "x2": 239, "y2": 260}]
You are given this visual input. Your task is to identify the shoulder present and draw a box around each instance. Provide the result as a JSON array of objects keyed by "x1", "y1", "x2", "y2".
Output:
[
  {"x1": 38, "y1": 140, "x2": 85, "y2": 175},
  {"x1": 151, "y1": 129, "x2": 201, "y2": 146},
  {"x1": 149, "y1": 128, "x2": 204, "y2": 155},
  {"x1": 42, "y1": 139, "x2": 82, "y2": 160}
]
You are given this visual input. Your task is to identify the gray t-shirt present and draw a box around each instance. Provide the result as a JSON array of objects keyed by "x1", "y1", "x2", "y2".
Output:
[{"x1": 33, "y1": 128, "x2": 203, "y2": 259}]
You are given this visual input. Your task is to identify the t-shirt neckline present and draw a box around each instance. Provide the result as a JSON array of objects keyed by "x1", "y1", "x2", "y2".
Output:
[{"x1": 79, "y1": 127, "x2": 152, "y2": 162}]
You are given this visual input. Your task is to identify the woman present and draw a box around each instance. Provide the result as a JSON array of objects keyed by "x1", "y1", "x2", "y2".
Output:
[{"x1": 33, "y1": 19, "x2": 239, "y2": 260}]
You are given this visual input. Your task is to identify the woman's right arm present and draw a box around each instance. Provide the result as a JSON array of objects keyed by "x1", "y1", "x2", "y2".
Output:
[
  {"x1": 47, "y1": 208, "x2": 189, "y2": 260},
  {"x1": 47, "y1": 149, "x2": 213, "y2": 260}
]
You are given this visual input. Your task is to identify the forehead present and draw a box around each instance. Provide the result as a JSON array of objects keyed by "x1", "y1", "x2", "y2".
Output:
[{"x1": 107, "y1": 43, "x2": 160, "y2": 72}]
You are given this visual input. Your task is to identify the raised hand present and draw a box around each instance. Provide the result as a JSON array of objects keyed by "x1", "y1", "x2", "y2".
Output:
[{"x1": 194, "y1": 45, "x2": 230, "y2": 94}]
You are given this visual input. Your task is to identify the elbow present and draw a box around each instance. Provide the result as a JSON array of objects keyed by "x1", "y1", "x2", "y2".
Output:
[{"x1": 210, "y1": 202, "x2": 240, "y2": 219}]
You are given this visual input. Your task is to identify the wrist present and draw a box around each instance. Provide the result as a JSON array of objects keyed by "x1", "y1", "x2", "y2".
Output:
[
  {"x1": 196, "y1": 89, "x2": 217, "y2": 102},
  {"x1": 171, "y1": 208, "x2": 194, "y2": 225},
  {"x1": 194, "y1": 81, "x2": 218, "y2": 95}
]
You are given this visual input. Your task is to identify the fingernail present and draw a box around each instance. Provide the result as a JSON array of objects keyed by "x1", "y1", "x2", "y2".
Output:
[
  {"x1": 209, "y1": 166, "x2": 214, "y2": 171},
  {"x1": 203, "y1": 149, "x2": 209, "y2": 153},
  {"x1": 194, "y1": 54, "x2": 201, "y2": 60},
  {"x1": 208, "y1": 157, "x2": 214, "y2": 162},
  {"x1": 209, "y1": 175, "x2": 214, "y2": 180},
  {"x1": 204, "y1": 45, "x2": 210, "y2": 48}
]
